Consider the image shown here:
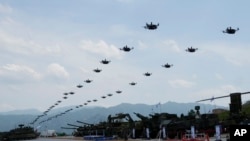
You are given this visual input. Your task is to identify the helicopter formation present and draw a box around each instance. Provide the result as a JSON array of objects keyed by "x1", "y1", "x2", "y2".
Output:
[{"x1": 29, "y1": 23, "x2": 239, "y2": 127}]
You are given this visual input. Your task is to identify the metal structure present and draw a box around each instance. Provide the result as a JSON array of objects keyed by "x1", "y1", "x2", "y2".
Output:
[
  {"x1": 196, "y1": 92, "x2": 250, "y2": 115},
  {"x1": 0, "y1": 124, "x2": 40, "y2": 141}
]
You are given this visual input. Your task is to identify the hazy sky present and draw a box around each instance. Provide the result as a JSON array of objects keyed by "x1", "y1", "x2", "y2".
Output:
[{"x1": 1, "y1": 0, "x2": 250, "y2": 113}]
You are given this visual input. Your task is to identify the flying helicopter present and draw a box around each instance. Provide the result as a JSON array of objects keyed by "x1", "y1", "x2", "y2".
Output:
[
  {"x1": 223, "y1": 27, "x2": 239, "y2": 34},
  {"x1": 186, "y1": 46, "x2": 198, "y2": 53},
  {"x1": 93, "y1": 68, "x2": 102, "y2": 73},
  {"x1": 85, "y1": 79, "x2": 93, "y2": 83},
  {"x1": 69, "y1": 91, "x2": 75, "y2": 95},
  {"x1": 65, "y1": 109, "x2": 72, "y2": 112},
  {"x1": 116, "y1": 90, "x2": 122, "y2": 94},
  {"x1": 144, "y1": 72, "x2": 152, "y2": 76},
  {"x1": 129, "y1": 82, "x2": 137, "y2": 86},
  {"x1": 162, "y1": 63, "x2": 173, "y2": 68},
  {"x1": 144, "y1": 22, "x2": 159, "y2": 30},
  {"x1": 100, "y1": 59, "x2": 111, "y2": 64},
  {"x1": 120, "y1": 45, "x2": 134, "y2": 52},
  {"x1": 77, "y1": 84, "x2": 83, "y2": 88},
  {"x1": 107, "y1": 93, "x2": 113, "y2": 97}
]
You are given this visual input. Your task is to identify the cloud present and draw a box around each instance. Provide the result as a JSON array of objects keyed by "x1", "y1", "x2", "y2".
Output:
[
  {"x1": 80, "y1": 67, "x2": 91, "y2": 74},
  {"x1": 0, "y1": 64, "x2": 42, "y2": 80},
  {"x1": 110, "y1": 24, "x2": 135, "y2": 37},
  {"x1": 47, "y1": 63, "x2": 69, "y2": 79},
  {"x1": 0, "y1": 30, "x2": 61, "y2": 55},
  {"x1": 193, "y1": 84, "x2": 239, "y2": 102},
  {"x1": 79, "y1": 40, "x2": 122, "y2": 59},
  {"x1": 203, "y1": 42, "x2": 250, "y2": 66},
  {"x1": 162, "y1": 39, "x2": 181, "y2": 53},
  {"x1": 215, "y1": 73, "x2": 223, "y2": 80},
  {"x1": 0, "y1": 17, "x2": 16, "y2": 25},
  {"x1": 137, "y1": 40, "x2": 148, "y2": 49},
  {"x1": 168, "y1": 79, "x2": 195, "y2": 88},
  {"x1": 0, "y1": 103, "x2": 15, "y2": 112},
  {"x1": 0, "y1": 3, "x2": 12, "y2": 14}
]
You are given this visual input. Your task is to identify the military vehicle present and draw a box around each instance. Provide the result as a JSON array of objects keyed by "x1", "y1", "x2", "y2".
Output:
[{"x1": 0, "y1": 124, "x2": 40, "y2": 140}]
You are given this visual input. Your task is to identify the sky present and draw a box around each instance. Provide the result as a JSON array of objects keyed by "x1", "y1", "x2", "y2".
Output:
[{"x1": 1, "y1": 0, "x2": 250, "y2": 113}]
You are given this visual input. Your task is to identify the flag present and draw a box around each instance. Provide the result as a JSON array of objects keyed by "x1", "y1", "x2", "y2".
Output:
[
  {"x1": 156, "y1": 102, "x2": 161, "y2": 108},
  {"x1": 210, "y1": 96, "x2": 214, "y2": 102}
]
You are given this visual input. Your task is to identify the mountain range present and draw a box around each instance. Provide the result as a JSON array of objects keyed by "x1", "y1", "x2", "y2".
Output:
[{"x1": 0, "y1": 101, "x2": 227, "y2": 134}]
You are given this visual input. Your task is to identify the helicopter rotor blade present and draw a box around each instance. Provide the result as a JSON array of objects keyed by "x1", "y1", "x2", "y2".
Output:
[
  {"x1": 241, "y1": 92, "x2": 250, "y2": 95},
  {"x1": 196, "y1": 94, "x2": 230, "y2": 102},
  {"x1": 196, "y1": 91, "x2": 250, "y2": 103}
]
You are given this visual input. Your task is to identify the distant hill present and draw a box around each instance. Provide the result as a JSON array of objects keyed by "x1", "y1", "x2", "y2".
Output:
[
  {"x1": 0, "y1": 102, "x2": 226, "y2": 134},
  {"x1": 0, "y1": 109, "x2": 42, "y2": 115}
]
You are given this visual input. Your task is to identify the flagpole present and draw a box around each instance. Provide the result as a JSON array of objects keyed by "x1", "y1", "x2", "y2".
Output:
[{"x1": 160, "y1": 102, "x2": 161, "y2": 113}]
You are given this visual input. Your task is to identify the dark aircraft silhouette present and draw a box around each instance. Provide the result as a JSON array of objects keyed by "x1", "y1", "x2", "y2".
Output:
[
  {"x1": 93, "y1": 68, "x2": 102, "y2": 73},
  {"x1": 85, "y1": 79, "x2": 93, "y2": 83},
  {"x1": 129, "y1": 82, "x2": 137, "y2": 86},
  {"x1": 69, "y1": 92, "x2": 75, "y2": 95},
  {"x1": 144, "y1": 72, "x2": 152, "y2": 76},
  {"x1": 101, "y1": 96, "x2": 106, "y2": 99},
  {"x1": 93, "y1": 99, "x2": 98, "y2": 102},
  {"x1": 120, "y1": 45, "x2": 134, "y2": 52},
  {"x1": 162, "y1": 63, "x2": 173, "y2": 68},
  {"x1": 186, "y1": 47, "x2": 198, "y2": 53},
  {"x1": 87, "y1": 100, "x2": 91, "y2": 103},
  {"x1": 144, "y1": 22, "x2": 159, "y2": 30},
  {"x1": 77, "y1": 84, "x2": 83, "y2": 88},
  {"x1": 100, "y1": 59, "x2": 111, "y2": 64},
  {"x1": 84, "y1": 103, "x2": 88, "y2": 105},
  {"x1": 223, "y1": 27, "x2": 239, "y2": 34},
  {"x1": 63, "y1": 96, "x2": 67, "y2": 99},
  {"x1": 107, "y1": 93, "x2": 113, "y2": 97},
  {"x1": 116, "y1": 90, "x2": 122, "y2": 94},
  {"x1": 63, "y1": 93, "x2": 68, "y2": 95},
  {"x1": 57, "y1": 100, "x2": 61, "y2": 103}
]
